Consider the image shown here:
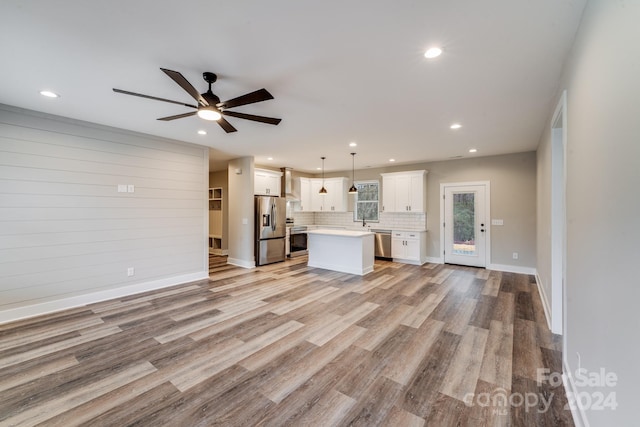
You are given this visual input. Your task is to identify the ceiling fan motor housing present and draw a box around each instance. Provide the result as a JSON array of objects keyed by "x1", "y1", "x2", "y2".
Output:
[{"x1": 202, "y1": 72, "x2": 217, "y2": 84}]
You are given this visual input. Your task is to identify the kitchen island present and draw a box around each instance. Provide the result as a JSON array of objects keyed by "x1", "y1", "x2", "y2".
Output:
[{"x1": 306, "y1": 229, "x2": 375, "y2": 275}]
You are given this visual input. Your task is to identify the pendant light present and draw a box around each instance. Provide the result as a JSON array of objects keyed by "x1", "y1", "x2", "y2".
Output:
[
  {"x1": 319, "y1": 156, "x2": 328, "y2": 195},
  {"x1": 348, "y1": 152, "x2": 358, "y2": 194}
]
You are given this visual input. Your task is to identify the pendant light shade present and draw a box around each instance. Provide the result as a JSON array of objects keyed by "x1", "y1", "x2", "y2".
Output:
[
  {"x1": 348, "y1": 152, "x2": 358, "y2": 194},
  {"x1": 319, "y1": 156, "x2": 327, "y2": 195}
]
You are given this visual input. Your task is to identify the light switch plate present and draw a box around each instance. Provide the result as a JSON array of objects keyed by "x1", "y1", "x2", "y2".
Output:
[
  {"x1": 491, "y1": 219, "x2": 504, "y2": 226},
  {"x1": 127, "y1": 185, "x2": 135, "y2": 193},
  {"x1": 117, "y1": 184, "x2": 127, "y2": 193}
]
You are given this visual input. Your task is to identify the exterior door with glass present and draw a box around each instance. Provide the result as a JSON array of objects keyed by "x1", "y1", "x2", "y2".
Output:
[{"x1": 443, "y1": 183, "x2": 488, "y2": 267}]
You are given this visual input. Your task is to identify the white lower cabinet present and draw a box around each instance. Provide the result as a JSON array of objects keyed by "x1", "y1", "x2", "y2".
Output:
[{"x1": 391, "y1": 230, "x2": 427, "y2": 265}]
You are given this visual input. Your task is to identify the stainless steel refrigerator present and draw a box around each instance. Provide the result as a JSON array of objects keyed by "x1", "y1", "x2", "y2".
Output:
[{"x1": 255, "y1": 195, "x2": 286, "y2": 266}]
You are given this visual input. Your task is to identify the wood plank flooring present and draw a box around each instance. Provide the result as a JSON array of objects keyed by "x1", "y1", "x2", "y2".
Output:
[{"x1": 0, "y1": 256, "x2": 574, "y2": 426}]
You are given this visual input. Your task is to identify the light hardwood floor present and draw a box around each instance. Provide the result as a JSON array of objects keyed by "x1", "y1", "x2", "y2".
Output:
[{"x1": 0, "y1": 256, "x2": 574, "y2": 426}]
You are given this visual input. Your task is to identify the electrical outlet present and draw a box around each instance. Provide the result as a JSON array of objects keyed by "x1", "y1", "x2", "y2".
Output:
[
  {"x1": 127, "y1": 267, "x2": 134, "y2": 277},
  {"x1": 512, "y1": 252, "x2": 519, "y2": 259},
  {"x1": 127, "y1": 184, "x2": 135, "y2": 193}
]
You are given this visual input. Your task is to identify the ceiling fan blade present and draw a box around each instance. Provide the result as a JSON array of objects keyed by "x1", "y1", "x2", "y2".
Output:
[
  {"x1": 113, "y1": 88, "x2": 198, "y2": 109},
  {"x1": 217, "y1": 117, "x2": 237, "y2": 133},
  {"x1": 222, "y1": 110, "x2": 282, "y2": 125},
  {"x1": 218, "y1": 88, "x2": 274, "y2": 109},
  {"x1": 160, "y1": 68, "x2": 209, "y2": 107},
  {"x1": 157, "y1": 111, "x2": 198, "y2": 121}
]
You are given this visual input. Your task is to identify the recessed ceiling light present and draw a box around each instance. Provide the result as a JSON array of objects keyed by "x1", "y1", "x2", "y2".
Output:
[
  {"x1": 267, "y1": 157, "x2": 273, "y2": 161},
  {"x1": 349, "y1": 142, "x2": 357, "y2": 147},
  {"x1": 316, "y1": 167, "x2": 322, "y2": 170},
  {"x1": 197, "y1": 130, "x2": 207, "y2": 135},
  {"x1": 450, "y1": 123, "x2": 462, "y2": 129},
  {"x1": 469, "y1": 148, "x2": 478, "y2": 153},
  {"x1": 389, "y1": 158, "x2": 396, "y2": 162},
  {"x1": 424, "y1": 47, "x2": 442, "y2": 59},
  {"x1": 39, "y1": 90, "x2": 59, "y2": 98}
]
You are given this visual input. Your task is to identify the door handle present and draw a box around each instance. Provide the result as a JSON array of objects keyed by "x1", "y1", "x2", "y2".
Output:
[{"x1": 271, "y1": 205, "x2": 276, "y2": 231}]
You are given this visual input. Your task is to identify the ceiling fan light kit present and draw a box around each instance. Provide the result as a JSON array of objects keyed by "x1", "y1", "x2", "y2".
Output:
[
  {"x1": 197, "y1": 108, "x2": 221, "y2": 121},
  {"x1": 113, "y1": 68, "x2": 281, "y2": 133}
]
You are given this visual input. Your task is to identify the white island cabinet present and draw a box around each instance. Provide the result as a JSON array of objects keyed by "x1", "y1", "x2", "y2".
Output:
[{"x1": 307, "y1": 229, "x2": 374, "y2": 275}]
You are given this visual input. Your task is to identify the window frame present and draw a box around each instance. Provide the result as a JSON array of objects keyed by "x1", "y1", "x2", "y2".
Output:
[{"x1": 353, "y1": 180, "x2": 380, "y2": 223}]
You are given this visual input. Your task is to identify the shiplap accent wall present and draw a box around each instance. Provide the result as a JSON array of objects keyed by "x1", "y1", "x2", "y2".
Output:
[{"x1": 0, "y1": 105, "x2": 209, "y2": 322}]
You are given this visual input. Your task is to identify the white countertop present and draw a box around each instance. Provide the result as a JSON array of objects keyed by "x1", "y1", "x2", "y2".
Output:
[
  {"x1": 297, "y1": 225, "x2": 427, "y2": 233},
  {"x1": 307, "y1": 228, "x2": 374, "y2": 237}
]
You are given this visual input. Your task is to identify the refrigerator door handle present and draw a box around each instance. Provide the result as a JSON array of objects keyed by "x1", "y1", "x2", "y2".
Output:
[{"x1": 271, "y1": 203, "x2": 276, "y2": 231}]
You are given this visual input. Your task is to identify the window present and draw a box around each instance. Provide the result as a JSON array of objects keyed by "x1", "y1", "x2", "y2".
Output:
[{"x1": 354, "y1": 180, "x2": 379, "y2": 222}]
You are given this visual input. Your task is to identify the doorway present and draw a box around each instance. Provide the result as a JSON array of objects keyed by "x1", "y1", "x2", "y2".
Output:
[{"x1": 441, "y1": 182, "x2": 490, "y2": 267}]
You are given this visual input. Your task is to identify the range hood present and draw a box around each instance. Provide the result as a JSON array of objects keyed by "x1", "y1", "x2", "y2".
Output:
[{"x1": 280, "y1": 167, "x2": 299, "y2": 200}]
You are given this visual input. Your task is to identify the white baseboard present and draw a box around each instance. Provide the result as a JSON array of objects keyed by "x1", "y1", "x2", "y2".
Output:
[
  {"x1": 392, "y1": 258, "x2": 423, "y2": 266},
  {"x1": 425, "y1": 256, "x2": 444, "y2": 264},
  {"x1": 227, "y1": 257, "x2": 256, "y2": 269},
  {"x1": 535, "y1": 274, "x2": 552, "y2": 331},
  {"x1": 0, "y1": 271, "x2": 209, "y2": 325},
  {"x1": 487, "y1": 263, "x2": 537, "y2": 275},
  {"x1": 563, "y1": 359, "x2": 590, "y2": 427},
  {"x1": 307, "y1": 261, "x2": 373, "y2": 276}
]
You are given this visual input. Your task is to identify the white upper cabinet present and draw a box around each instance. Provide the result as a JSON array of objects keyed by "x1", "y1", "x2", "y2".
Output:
[
  {"x1": 298, "y1": 177, "x2": 312, "y2": 211},
  {"x1": 323, "y1": 177, "x2": 348, "y2": 212},
  {"x1": 381, "y1": 170, "x2": 427, "y2": 213},
  {"x1": 309, "y1": 179, "x2": 324, "y2": 211},
  {"x1": 254, "y1": 168, "x2": 282, "y2": 196},
  {"x1": 300, "y1": 177, "x2": 348, "y2": 212}
]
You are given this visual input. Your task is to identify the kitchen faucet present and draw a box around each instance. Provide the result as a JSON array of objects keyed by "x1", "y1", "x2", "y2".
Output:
[{"x1": 362, "y1": 217, "x2": 367, "y2": 227}]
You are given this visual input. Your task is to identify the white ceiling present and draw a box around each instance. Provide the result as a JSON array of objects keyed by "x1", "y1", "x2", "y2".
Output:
[{"x1": 0, "y1": 0, "x2": 586, "y2": 173}]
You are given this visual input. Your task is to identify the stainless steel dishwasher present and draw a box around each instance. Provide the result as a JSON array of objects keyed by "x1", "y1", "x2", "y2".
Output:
[{"x1": 371, "y1": 229, "x2": 392, "y2": 258}]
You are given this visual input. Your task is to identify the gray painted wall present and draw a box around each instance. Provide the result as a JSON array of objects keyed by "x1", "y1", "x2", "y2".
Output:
[
  {"x1": 0, "y1": 105, "x2": 209, "y2": 322},
  {"x1": 227, "y1": 157, "x2": 255, "y2": 268},
  {"x1": 325, "y1": 151, "x2": 537, "y2": 269},
  {"x1": 537, "y1": 1, "x2": 640, "y2": 424}
]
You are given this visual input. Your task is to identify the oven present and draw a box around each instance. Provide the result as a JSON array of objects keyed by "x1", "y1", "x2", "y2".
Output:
[{"x1": 289, "y1": 226, "x2": 308, "y2": 257}]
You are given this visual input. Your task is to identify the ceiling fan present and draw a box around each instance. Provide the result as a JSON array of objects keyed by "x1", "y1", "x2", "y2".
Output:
[{"x1": 112, "y1": 68, "x2": 281, "y2": 133}]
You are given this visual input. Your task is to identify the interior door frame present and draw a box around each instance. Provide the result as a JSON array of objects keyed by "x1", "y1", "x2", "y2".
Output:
[
  {"x1": 439, "y1": 181, "x2": 491, "y2": 267},
  {"x1": 551, "y1": 90, "x2": 567, "y2": 336}
]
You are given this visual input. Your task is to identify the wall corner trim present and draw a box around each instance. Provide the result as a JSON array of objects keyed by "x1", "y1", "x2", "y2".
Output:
[
  {"x1": 534, "y1": 274, "x2": 553, "y2": 331},
  {"x1": 563, "y1": 359, "x2": 589, "y2": 427}
]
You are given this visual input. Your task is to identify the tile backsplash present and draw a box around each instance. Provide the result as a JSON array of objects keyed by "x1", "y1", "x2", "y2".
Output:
[{"x1": 291, "y1": 211, "x2": 426, "y2": 231}]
